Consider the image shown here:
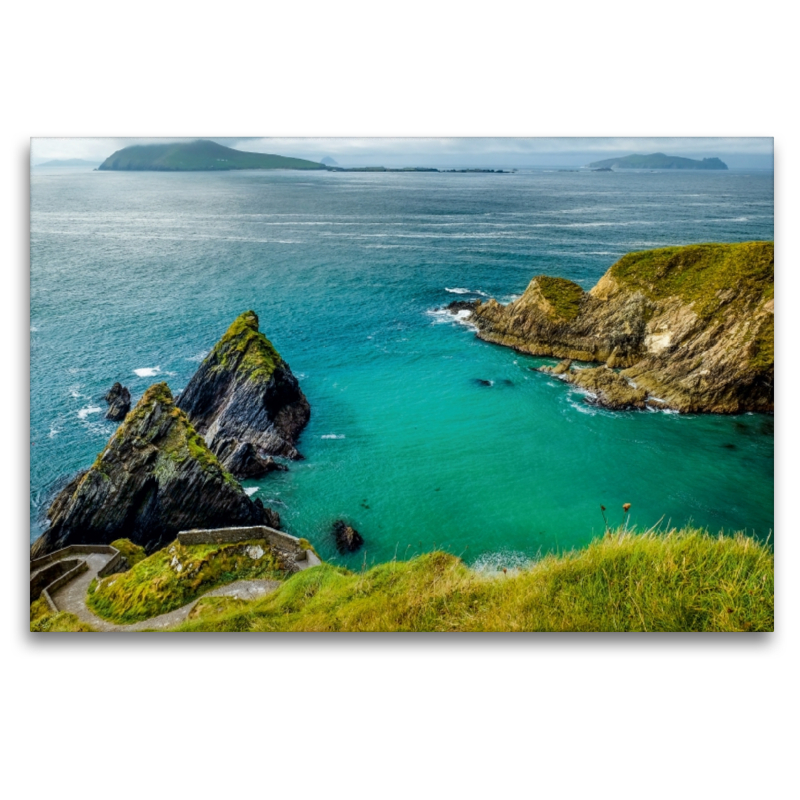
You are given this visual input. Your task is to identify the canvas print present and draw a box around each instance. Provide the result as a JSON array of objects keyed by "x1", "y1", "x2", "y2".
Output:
[{"x1": 29, "y1": 137, "x2": 774, "y2": 632}]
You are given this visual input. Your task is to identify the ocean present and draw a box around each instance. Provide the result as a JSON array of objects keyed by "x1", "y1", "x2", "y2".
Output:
[{"x1": 30, "y1": 166, "x2": 774, "y2": 568}]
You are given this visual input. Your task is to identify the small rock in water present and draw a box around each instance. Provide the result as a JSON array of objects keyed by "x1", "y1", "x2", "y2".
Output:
[
  {"x1": 332, "y1": 520, "x2": 364, "y2": 554},
  {"x1": 474, "y1": 378, "x2": 492, "y2": 387},
  {"x1": 104, "y1": 382, "x2": 131, "y2": 421}
]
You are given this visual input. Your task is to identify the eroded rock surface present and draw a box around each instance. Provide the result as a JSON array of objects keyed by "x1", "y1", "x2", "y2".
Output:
[
  {"x1": 104, "y1": 382, "x2": 131, "y2": 421},
  {"x1": 177, "y1": 311, "x2": 310, "y2": 478},
  {"x1": 333, "y1": 520, "x2": 364, "y2": 554}
]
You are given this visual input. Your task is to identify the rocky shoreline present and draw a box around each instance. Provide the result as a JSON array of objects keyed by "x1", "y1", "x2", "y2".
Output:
[{"x1": 450, "y1": 242, "x2": 774, "y2": 414}]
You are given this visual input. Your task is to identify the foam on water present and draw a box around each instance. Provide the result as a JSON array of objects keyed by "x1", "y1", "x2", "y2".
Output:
[
  {"x1": 77, "y1": 406, "x2": 102, "y2": 420},
  {"x1": 321, "y1": 434, "x2": 345, "y2": 440},
  {"x1": 134, "y1": 366, "x2": 161, "y2": 377},
  {"x1": 244, "y1": 487, "x2": 259, "y2": 496}
]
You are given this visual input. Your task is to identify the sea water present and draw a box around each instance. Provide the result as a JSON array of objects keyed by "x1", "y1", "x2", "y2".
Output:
[{"x1": 30, "y1": 167, "x2": 774, "y2": 567}]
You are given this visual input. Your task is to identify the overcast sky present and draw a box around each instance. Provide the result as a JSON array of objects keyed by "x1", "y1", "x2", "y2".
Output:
[{"x1": 31, "y1": 136, "x2": 774, "y2": 169}]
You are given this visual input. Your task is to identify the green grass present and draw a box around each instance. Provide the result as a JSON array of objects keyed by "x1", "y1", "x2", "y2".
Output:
[
  {"x1": 98, "y1": 140, "x2": 325, "y2": 171},
  {"x1": 86, "y1": 539, "x2": 286, "y2": 624},
  {"x1": 535, "y1": 276, "x2": 585, "y2": 320},
  {"x1": 110, "y1": 538, "x2": 147, "y2": 568},
  {"x1": 172, "y1": 527, "x2": 774, "y2": 632},
  {"x1": 608, "y1": 241, "x2": 774, "y2": 319},
  {"x1": 30, "y1": 597, "x2": 95, "y2": 632}
]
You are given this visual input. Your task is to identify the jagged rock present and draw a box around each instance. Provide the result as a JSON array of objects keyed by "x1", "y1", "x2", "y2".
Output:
[
  {"x1": 446, "y1": 300, "x2": 478, "y2": 314},
  {"x1": 177, "y1": 311, "x2": 310, "y2": 478},
  {"x1": 473, "y1": 242, "x2": 774, "y2": 413},
  {"x1": 540, "y1": 358, "x2": 573, "y2": 376},
  {"x1": 332, "y1": 520, "x2": 363, "y2": 554},
  {"x1": 104, "y1": 382, "x2": 131, "y2": 421},
  {"x1": 563, "y1": 366, "x2": 648, "y2": 410},
  {"x1": 31, "y1": 382, "x2": 278, "y2": 558}
]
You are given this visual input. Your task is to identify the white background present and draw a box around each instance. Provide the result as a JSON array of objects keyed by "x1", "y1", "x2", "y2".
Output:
[{"x1": 3, "y1": 2, "x2": 796, "y2": 798}]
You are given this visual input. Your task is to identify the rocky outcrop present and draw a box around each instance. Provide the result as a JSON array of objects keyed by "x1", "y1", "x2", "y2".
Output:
[
  {"x1": 177, "y1": 311, "x2": 310, "y2": 478},
  {"x1": 470, "y1": 242, "x2": 774, "y2": 413},
  {"x1": 104, "y1": 382, "x2": 131, "y2": 421},
  {"x1": 31, "y1": 383, "x2": 279, "y2": 558},
  {"x1": 332, "y1": 520, "x2": 363, "y2": 554}
]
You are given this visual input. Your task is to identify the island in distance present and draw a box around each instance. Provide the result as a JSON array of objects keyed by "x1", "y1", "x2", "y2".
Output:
[
  {"x1": 586, "y1": 153, "x2": 728, "y2": 170},
  {"x1": 98, "y1": 140, "x2": 326, "y2": 171},
  {"x1": 98, "y1": 140, "x2": 514, "y2": 173}
]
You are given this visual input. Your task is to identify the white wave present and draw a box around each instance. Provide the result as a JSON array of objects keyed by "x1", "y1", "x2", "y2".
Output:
[
  {"x1": 48, "y1": 425, "x2": 61, "y2": 438},
  {"x1": 426, "y1": 308, "x2": 477, "y2": 330},
  {"x1": 244, "y1": 487, "x2": 259, "y2": 497},
  {"x1": 30, "y1": 326, "x2": 39, "y2": 332},
  {"x1": 78, "y1": 406, "x2": 102, "y2": 420},
  {"x1": 187, "y1": 350, "x2": 209, "y2": 363},
  {"x1": 321, "y1": 434, "x2": 345, "y2": 440},
  {"x1": 445, "y1": 287, "x2": 489, "y2": 297},
  {"x1": 134, "y1": 366, "x2": 160, "y2": 377},
  {"x1": 472, "y1": 549, "x2": 532, "y2": 575},
  {"x1": 69, "y1": 389, "x2": 83, "y2": 399}
]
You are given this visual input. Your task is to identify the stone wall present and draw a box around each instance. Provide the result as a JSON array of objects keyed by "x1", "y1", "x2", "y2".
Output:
[{"x1": 177, "y1": 526, "x2": 321, "y2": 571}]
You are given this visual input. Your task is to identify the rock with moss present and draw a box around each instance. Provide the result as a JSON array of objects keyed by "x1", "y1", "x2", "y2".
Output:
[
  {"x1": 31, "y1": 382, "x2": 279, "y2": 558},
  {"x1": 473, "y1": 242, "x2": 774, "y2": 413},
  {"x1": 177, "y1": 311, "x2": 310, "y2": 478}
]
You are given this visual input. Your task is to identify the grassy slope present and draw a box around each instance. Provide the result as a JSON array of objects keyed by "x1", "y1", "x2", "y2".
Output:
[
  {"x1": 86, "y1": 539, "x2": 285, "y2": 624},
  {"x1": 174, "y1": 528, "x2": 773, "y2": 632},
  {"x1": 608, "y1": 241, "x2": 774, "y2": 315},
  {"x1": 98, "y1": 140, "x2": 325, "y2": 171},
  {"x1": 211, "y1": 310, "x2": 281, "y2": 382}
]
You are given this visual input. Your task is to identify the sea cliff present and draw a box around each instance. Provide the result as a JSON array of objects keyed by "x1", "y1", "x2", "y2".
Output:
[{"x1": 470, "y1": 242, "x2": 773, "y2": 413}]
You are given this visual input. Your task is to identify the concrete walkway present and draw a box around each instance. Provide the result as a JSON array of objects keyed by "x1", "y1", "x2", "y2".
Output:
[{"x1": 47, "y1": 552, "x2": 281, "y2": 632}]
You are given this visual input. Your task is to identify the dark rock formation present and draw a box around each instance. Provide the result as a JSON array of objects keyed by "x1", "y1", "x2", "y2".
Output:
[
  {"x1": 472, "y1": 242, "x2": 774, "y2": 413},
  {"x1": 446, "y1": 299, "x2": 478, "y2": 314},
  {"x1": 177, "y1": 311, "x2": 311, "y2": 478},
  {"x1": 332, "y1": 520, "x2": 364, "y2": 554},
  {"x1": 541, "y1": 364, "x2": 648, "y2": 410},
  {"x1": 104, "y1": 382, "x2": 131, "y2": 421},
  {"x1": 31, "y1": 383, "x2": 279, "y2": 558}
]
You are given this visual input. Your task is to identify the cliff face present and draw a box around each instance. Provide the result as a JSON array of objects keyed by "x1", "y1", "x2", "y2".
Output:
[
  {"x1": 177, "y1": 311, "x2": 310, "y2": 477},
  {"x1": 472, "y1": 242, "x2": 774, "y2": 413},
  {"x1": 31, "y1": 383, "x2": 278, "y2": 558}
]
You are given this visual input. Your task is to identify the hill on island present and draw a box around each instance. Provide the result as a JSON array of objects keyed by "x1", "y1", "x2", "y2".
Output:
[
  {"x1": 98, "y1": 140, "x2": 325, "y2": 171},
  {"x1": 586, "y1": 153, "x2": 728, "y2": 170}
]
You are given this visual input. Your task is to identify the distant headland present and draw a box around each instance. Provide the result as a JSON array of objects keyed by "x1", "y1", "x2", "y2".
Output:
[
  {"x1": 98, "y1": 140, "x2": 327, "y2": 172},
  {"x1": 586, "y1": 153, "x2": 728, "y2": 170}
]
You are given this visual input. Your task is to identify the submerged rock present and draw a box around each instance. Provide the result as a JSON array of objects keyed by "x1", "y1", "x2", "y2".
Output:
[
  {"x1": 104, "y1": 382, "x2": 131, "y2": 421},
  {"x1": 332, "y1": 520, "x2": 364, "y2": 554},
  {"x1": 31, "y1": 382, "x2": 278, "y2": 558},
  {"x1": 177, "y1": 311, "x2": 310, "y2": 479},
  {"x1": 473, "y1": 242, "x2": 774, "y2": 413}
]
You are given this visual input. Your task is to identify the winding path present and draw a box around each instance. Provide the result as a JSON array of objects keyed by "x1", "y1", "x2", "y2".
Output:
[{"x1": 46, "y1": 551, "x2": 281, "y2": 632}]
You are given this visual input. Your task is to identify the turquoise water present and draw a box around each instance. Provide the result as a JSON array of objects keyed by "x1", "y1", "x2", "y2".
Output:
[{"x1": 30, "y1": 167, "x2": 774, "y2": 567}]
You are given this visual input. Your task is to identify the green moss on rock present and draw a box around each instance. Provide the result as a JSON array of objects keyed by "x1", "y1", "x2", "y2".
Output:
[{"x1": 535, "y1": 276, "x2": 585, "y2": 320}]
